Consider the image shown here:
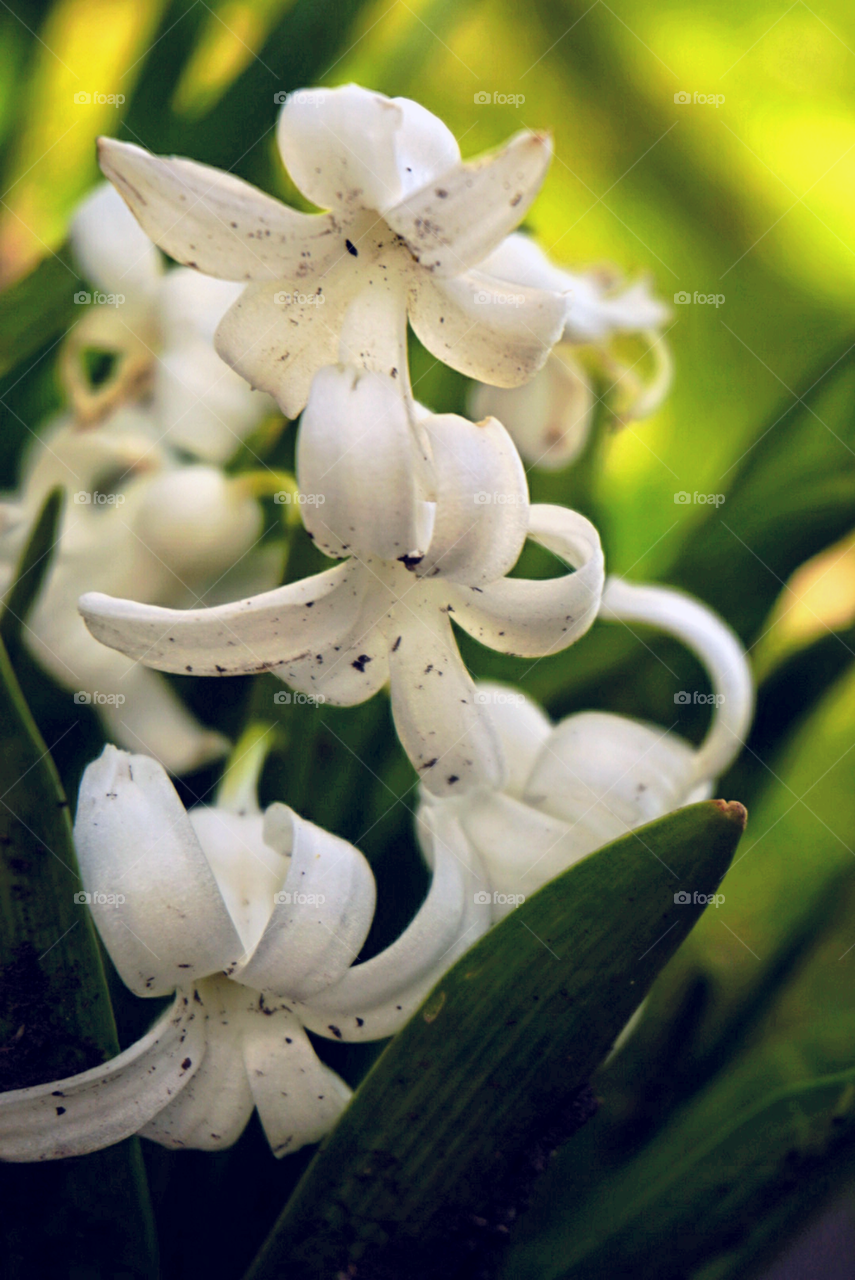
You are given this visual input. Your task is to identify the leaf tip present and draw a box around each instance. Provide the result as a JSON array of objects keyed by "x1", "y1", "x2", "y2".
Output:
[{"x1": 711, "y1": 798, "x2": 747, "y2": 831}]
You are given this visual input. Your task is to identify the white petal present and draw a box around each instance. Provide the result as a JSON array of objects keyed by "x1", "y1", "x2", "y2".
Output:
[
  {"x1": 337, "y1": 276, "x2": 411, "y2": 377},
  {"x1": 188, "y1": 809, "x2": 286, "y2": 956},
  {"x1": 524, "y1": 711, "x2": 697, "y2": 836},
  {"x1": 471, "y1": 681, "x2": 552, "y2": 799},
  {"x1": 416, "y1": 412, "x2": 528, "y2": 584},
  {"x1": 98, "y1": 137, "x2": 341, "y2": 282},
  {"x1": 0, "y1": 992, "x2": 204, "y2": 1161},
  {"x1": 564, "y1": 275, "x2": 671, "y2": 343},
  {"x1": 234, "y1": 805, "x2": 376, "y2": 999},
  {"x1": 279, "y1": 560, "x2": 392, "y2": 706},
  {"x1": 133, "y1": 466, "x2": 262, "y2": 581},
  {"x1": 384, "y1": 582, "x2": 506, "y2": 796},
  {"x1": 447, "y1": 504, "x2": 604, "y2": 657},
  {"x1": 78, "y1": 558, "x2": 363, "y2": 676},
  {"x1": 407, "y1": 268, "x2": 565, "y2": 388},
  {"x1": 139, "y1": 977, "x2": 254, "y2": 1152},
  {"x1": 213, "y1": 268, "x2": 360, "y2": 419},
  {"x1": 470, "y1": 349, "x2": 594, "y2": 471},
  {"x1": 297, "y1": 366, "x2": 421, "y2": 560},
  {"x1": 599, "y1": 577, "x2": 753, "y2": 783},
  {"x1": 74, "y1": 747, "x2": 243, "y2": 996},
  {"x1": 385, "y1": 131, "x2": 553, "y2": 275},
  {"x1": 70, "y1": 181, "x2": 163, "y2": 298},
  {"x1": 241, "y1": 998, "x2": 351, "y2": 1157},
  {"x1": 300, "y1": 807, "x2": 491, "y2": 1040},
  {"x1": 457, "y1": 791, "x2": 585, "y2": 919},
  {"x1": 277, "y1": 85, "x2": 459, "y2": 215},
  {"x1": 97, "y1": 664, "x2": 229, "y2": 776},
  {"x1": 154, "y1": 339, "x2": 270, "y2": 462},
  {"x1": 477, "y1": 232, "x2": 572, "y2": 294}
]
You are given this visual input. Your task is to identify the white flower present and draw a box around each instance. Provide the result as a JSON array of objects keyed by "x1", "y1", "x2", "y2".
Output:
[
  {"x1": 418, "y1": 578, "x2": 753, "y2": 915},
  {"x1": 64, "y1": 182, "x2": 271, "y2": 461},
  {"x1": 79, "y1": 503, "x2": 604, "y2": 795},
  {"x1": 469, "y1": 234, "x2": 672, "y2": 469},
  {"x1": 96, "y1": 85, "x2": 567, "y2": 420},
  {"x1": 0, "y1": 410, "x2": 280, "y2": 774},
  {"x1": 0, "y1": 746, "x2": 491, "y2": 1161}
]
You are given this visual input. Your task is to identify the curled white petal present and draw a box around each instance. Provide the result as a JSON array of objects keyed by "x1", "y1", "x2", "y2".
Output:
[
  {"x1": 417, "y1": 412, "x2": 528, "y2": 585},
  {"x1": 0, "y1": 992, "x2": 204, "y2": 1161},
  {"x1": 599, "y1": 577, "x2": 753, "y2": 783},
  {"x1": 70, "y1": 181, "x2": 162, "y2": 298},
  {"x1": 235, "y1": 805, "x2": 376, "y2": 999},
  {"x1": 448, "y1": 504, "x2": 605, "y2": 657},
  {"x1": 471, "y1": 681, "x2": 552, "y2": 799}
]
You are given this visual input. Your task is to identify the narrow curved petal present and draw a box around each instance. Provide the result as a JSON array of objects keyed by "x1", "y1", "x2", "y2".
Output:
[
  {"x1": 599, "y1": 577, "x2": 753, "y2": 782},
  {"x1": 280, "y1": 561, "x2": 393, "y2": 706},
  {"x1": 98, "y1": 138, "x2": 340, "y2": 282},
  {"x1": 447, "y1": 504, "x2": 604, "y2": 658},
  {"x1": 471, "y1": 681, "x2": 552, "y2": 799},
  {"x1": 235, "y1": 805, "x2": 376, "y2": 999},
  {"x1": 469, "y1": 349, "x2": 594, "y2": 471},
  {"x1": 0, "y1": 992, "x2": 204, "y2": 1161},
  {"x1": 299, "y1": 807, "x2": 491, "y2": 1040},
  {"x1": 385, "y1": 131, "x2": 553, "y2": 276},
  {"x1": 97, "y1": 664, "x2": 229, "y2": 776},
  {"x1": 407, "y1": 268, "x2": 565, "y2": 389},
  {"x1": 78, "y1": 558, "x2": 363, "y2": 676},
  {"x1": 213, "y1": 266, "x2": 360, "y2": 419},
  {"x1": 565, "y1": 276, "x2": 671, "y2": 343},
  {"x1": 74, "y1": 748, "x2": 243, "y2": 996},
  {"x1": 242, "y1": 998, "x2": 352, "y2": 1157},
  {"x1": 70, "y1": 181, "x2": 162, "y2": 298},
  {"x1": 384, "y1": 585, "x2": 506, "y2": 796},
  {"x1": 139, "y1": 978, "x2": 254, "y2": 1152},
  {"x1": 417, "y1": 412, "x2": 528, "y2": 585},
  {"x1": 297, "y1": 365, "x2": 421, "y2": 560},
  {"x1": 524, "y1": 711, "x2": 697, "y2": 836}
]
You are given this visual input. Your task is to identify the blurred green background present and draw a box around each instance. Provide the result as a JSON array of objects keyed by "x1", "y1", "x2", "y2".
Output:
[{"x1": 2, "y1": 1, "x2": 855, "y2": 1278}]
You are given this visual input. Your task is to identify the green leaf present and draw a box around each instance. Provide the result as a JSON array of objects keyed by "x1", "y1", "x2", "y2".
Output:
[
  {"x1": 0, "y1": 486, "x2": 63, "y2": 653},
  {"x1": 0, "y1": 630, "x2": 157, "y2": 1277},
  {"x1": 245, "y1": 799, "x2": 745, "y2": 1280},
  {"x1": 0, "y1": 243, "x2": 79, "y2": 380},
  {"x1": 505, "y1": 1065, "x2": 855, "y2": 1280}
]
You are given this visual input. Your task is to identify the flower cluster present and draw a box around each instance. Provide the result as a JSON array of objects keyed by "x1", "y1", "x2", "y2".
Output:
[{"x1": 0, "y1": 85, "x2": 751, "y2": 1161}]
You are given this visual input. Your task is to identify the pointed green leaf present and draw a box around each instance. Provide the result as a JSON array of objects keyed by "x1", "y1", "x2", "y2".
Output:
[
  {"x1": 246, "y1": 799, "x2": 745, "y2": 1280},
  {"x1": 0, "y1": 244, "x2": 79, "y2": 379},
  {"x1": 0, "y1": 630, "x2": 157, "y2": 1277},
  {"x1": 0, "y1": 486, "x2": 63, "y2": 652}
]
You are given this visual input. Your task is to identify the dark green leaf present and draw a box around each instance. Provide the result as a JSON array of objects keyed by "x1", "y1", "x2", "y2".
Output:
[
  {"x1": 0, "y1": 243, "x2": 79, "y2": 380},
  {"x1": 0, "y1": 486, "x2": 63, "y2": 652}
]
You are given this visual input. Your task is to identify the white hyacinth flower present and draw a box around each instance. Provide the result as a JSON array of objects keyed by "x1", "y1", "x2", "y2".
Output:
[
  {"x1": 79, "y1": 502, "x2": 604, "y2": 796},
  {"x1": 64, "y1": 182, "x2": 271, "y2": 461},
  {"x1": 0, "y1": 746, "x2": 491, "y2": 1162},
  {"x1": 419, "y1": 577, "x2": 753, "y2": 916},
  {"x1": 470, "y1": 234, "x2": 672, "y2": 470},
  {"x1": 0, "y1": 411, "x2": 280, "y2": 774},
  {"x1": 96, "y1": 85, "x2": 567, "y2": 420}
]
